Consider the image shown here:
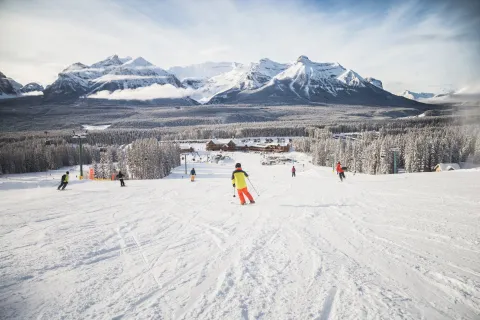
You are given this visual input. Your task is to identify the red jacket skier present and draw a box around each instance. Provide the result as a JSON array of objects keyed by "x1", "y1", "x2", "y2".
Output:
[
  {"x1": 336, "y1": 162, "x2": 346, "y2": 181},
  {"x1": 291, "y1": 166, "x2": 296, "y2": 177},
  {"x1": 336, "y1": 162, "x2": 344, "y2": 173}
]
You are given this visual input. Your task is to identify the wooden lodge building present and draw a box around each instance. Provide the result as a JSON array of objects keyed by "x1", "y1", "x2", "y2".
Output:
[{"x1": 206, "y1": 139, "x2": 290, "y2": 153}]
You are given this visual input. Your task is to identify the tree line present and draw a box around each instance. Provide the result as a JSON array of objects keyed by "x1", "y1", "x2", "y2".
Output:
[
  {"x1": 0, "y1": 137, "x2": 180, "y2": 179},
  {"x1": 1, "y1": 115, "x2": 478, "y2": 176},
  {"x1": 294, "y1": 125, "x2": 480, "y2": 174}
]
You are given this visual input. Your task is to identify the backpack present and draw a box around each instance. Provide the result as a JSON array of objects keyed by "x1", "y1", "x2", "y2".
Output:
[{"x1": 61, "y1": 174, "x2": 66, "y2": 182}]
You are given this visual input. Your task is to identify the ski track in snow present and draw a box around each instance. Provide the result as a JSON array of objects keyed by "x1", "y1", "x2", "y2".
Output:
[{"x1": 1, "y1": 153, "x2": 479, "y2": 320}]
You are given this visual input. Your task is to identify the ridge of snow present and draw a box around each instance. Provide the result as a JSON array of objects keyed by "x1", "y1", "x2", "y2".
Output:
[
  {"x1": 189, "y1": 58, "x2": 289, "y2": 103},
  {"x1": 122, "y1": 56, "x2": 154, "y2": 67},
  {"x1": 365, "y1": 77, "x2": 383, "y2": 89},
  {"x1": 63, "y1": 63, "x2": 89, "y2": 73},
  {"x1": 119, "y1": 56, "x2": 132, "y2": 64},
  {"x1": 337, "y1": 69, "x2": 366, "y2": 87},
  {"x1": 168, "y1": 62, "x2": 238, "y2": 80},
  {"x1": 20, "y1": 82, "x2": 44, "y2": 93},
  {"x1": 90, "y1": 55, "x2": 123, "y2": 68}
]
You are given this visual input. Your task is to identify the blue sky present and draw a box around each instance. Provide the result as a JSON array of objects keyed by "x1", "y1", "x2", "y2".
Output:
[{"x1": 0, "y1": 0, "x2": 478, "y2": 94}]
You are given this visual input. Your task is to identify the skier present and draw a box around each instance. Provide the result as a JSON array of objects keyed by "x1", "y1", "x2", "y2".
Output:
[
  {"x1": 291, "y1": 166, "x2": 296, "y2": 177},
  {"x1": 232, "y1": 163, "x2": 255, "y2": 205},
  {"x1": 117, "y1": 171, "x2": 126, "y2": 187},
  {"x1": 336, "y1": 161, "x2": 346, "y2": 182},
  {"x1": 57, "y1": 171, "x2": 69, "y2": 190},
  {"x1": 190, "y1": 168, "x2": 196, "y2": 182}
]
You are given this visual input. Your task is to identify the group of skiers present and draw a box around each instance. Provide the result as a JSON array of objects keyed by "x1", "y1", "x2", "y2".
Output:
[{"x1": 56, "y1": 160, "x2": 347, "y2": 203}]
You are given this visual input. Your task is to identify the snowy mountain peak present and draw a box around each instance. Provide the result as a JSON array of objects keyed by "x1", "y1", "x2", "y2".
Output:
[
  {"x1": 122, "y1": 57, "x2": 153, "y2": 67},
  {"x1": 21, "y1": 82, "x2": 44, "y2": 93},
  {"x1": 365, "y1": 77, "x2": 383, "y2": 89},
  {"x1": 90, "y1": 55, "x2": 123, "y2": 68},
  {"x1": 0, "y1": 71, "x2": 17, "y2": 95},
  {"x1": 296, "y1": 55, "x2": 311, "y2": 63},
  {"x1": 63, "y1": 63, "x2": 88, "y2": 73},
  {"x1": 258, "y1": 58, "x2": 275, "y2": 64},
  {"x1": 337, "y1": 69, "x2": 366, "y2": 87}
]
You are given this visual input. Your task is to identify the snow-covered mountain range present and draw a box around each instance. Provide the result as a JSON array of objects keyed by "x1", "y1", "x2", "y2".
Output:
[
  {"x1": 43, "y1": 55, "x2": 187, "y2": 102},
  {"x1": 3, "y1": 55, "x2": 426, "y2": 106},
  {"x1": 205, "y1": 56, "x2": 414, "y2": 106},
  {"x1": 0, "y1": 71, "x2": 44, "y2": 98}
]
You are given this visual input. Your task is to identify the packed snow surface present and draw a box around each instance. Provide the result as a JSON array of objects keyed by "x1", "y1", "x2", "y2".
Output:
[{"x1": 1, "y1": 152, "x2": 479, "y2": 319}]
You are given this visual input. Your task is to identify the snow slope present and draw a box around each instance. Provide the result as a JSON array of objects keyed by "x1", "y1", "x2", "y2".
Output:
[{"x1": 1, "y1": 152, "x2": 479, "y2": 319}]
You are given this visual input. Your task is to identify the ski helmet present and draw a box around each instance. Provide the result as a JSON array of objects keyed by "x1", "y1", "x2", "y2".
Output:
[
  {"x1": 235, "y1": 163, "x2": 241, "y2": 168},
  {"x1": 66, "y1": 171, "x2": 69, "y2": 174}
]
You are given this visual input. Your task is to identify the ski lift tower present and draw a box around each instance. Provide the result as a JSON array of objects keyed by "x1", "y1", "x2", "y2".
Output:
[
  {"x1": 72, "y1": 130, "x2": 88, "y2": 179},
  {"x1": 181, "y1": 153, "x2": 188, "y2": 175},
  {"x1": 390, "y1": 147, "x2": 400, "y2": 174}
]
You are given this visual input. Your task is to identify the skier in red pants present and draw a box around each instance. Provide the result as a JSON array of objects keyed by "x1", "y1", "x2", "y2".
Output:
[{"x1": 232, "y1": 163, "x2": 255, "y2": 205}]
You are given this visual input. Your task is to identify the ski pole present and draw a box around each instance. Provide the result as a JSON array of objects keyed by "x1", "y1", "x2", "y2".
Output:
[
  {"x1": 247, "y1": 177, "x2": 260, "y2": 196},
  {"x1": 233, "y1": 186, "x2": 236, "y2": 197}
]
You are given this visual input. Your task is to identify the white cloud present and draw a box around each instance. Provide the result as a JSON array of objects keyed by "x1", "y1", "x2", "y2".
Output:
[
  {"x1": 87, "y1": 84, "x2": 195, "y2": 100},
  {"x1": 0, "y1": 0, "x2": 478, "y2": 94}
]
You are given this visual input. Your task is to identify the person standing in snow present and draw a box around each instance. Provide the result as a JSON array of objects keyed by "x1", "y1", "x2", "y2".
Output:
[
  {"x1": 336, "y1": 161, "x2": 346, "y2": 182},
  {"x1": 190, "y1": 168, "x2": 196, "y2": 182},
  {"x1": 292, "y1": 166, "x2": 296, "y2": 177},
  {"x1": 117, "y1": 171, "x2": 126, "y2": 187},
  {"x1": 232, "y1": 163, "x2": 255, "y2": 205},
  {"x1": 57, "y1": 171, "x2": 69, "y2": 190}
]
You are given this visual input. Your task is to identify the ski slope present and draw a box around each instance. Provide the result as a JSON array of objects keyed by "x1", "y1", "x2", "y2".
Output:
[{"x1": 1, "y1": 153, "x2": 479, "y2": 320}]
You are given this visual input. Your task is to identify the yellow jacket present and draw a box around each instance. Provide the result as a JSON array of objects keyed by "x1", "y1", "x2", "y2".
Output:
[
  {"x1": 232, "y1": 168, "x2": 249, "y2": 190},
  {"x1": 64, "y1": 174, "x2": 69, "y2": 182}
]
